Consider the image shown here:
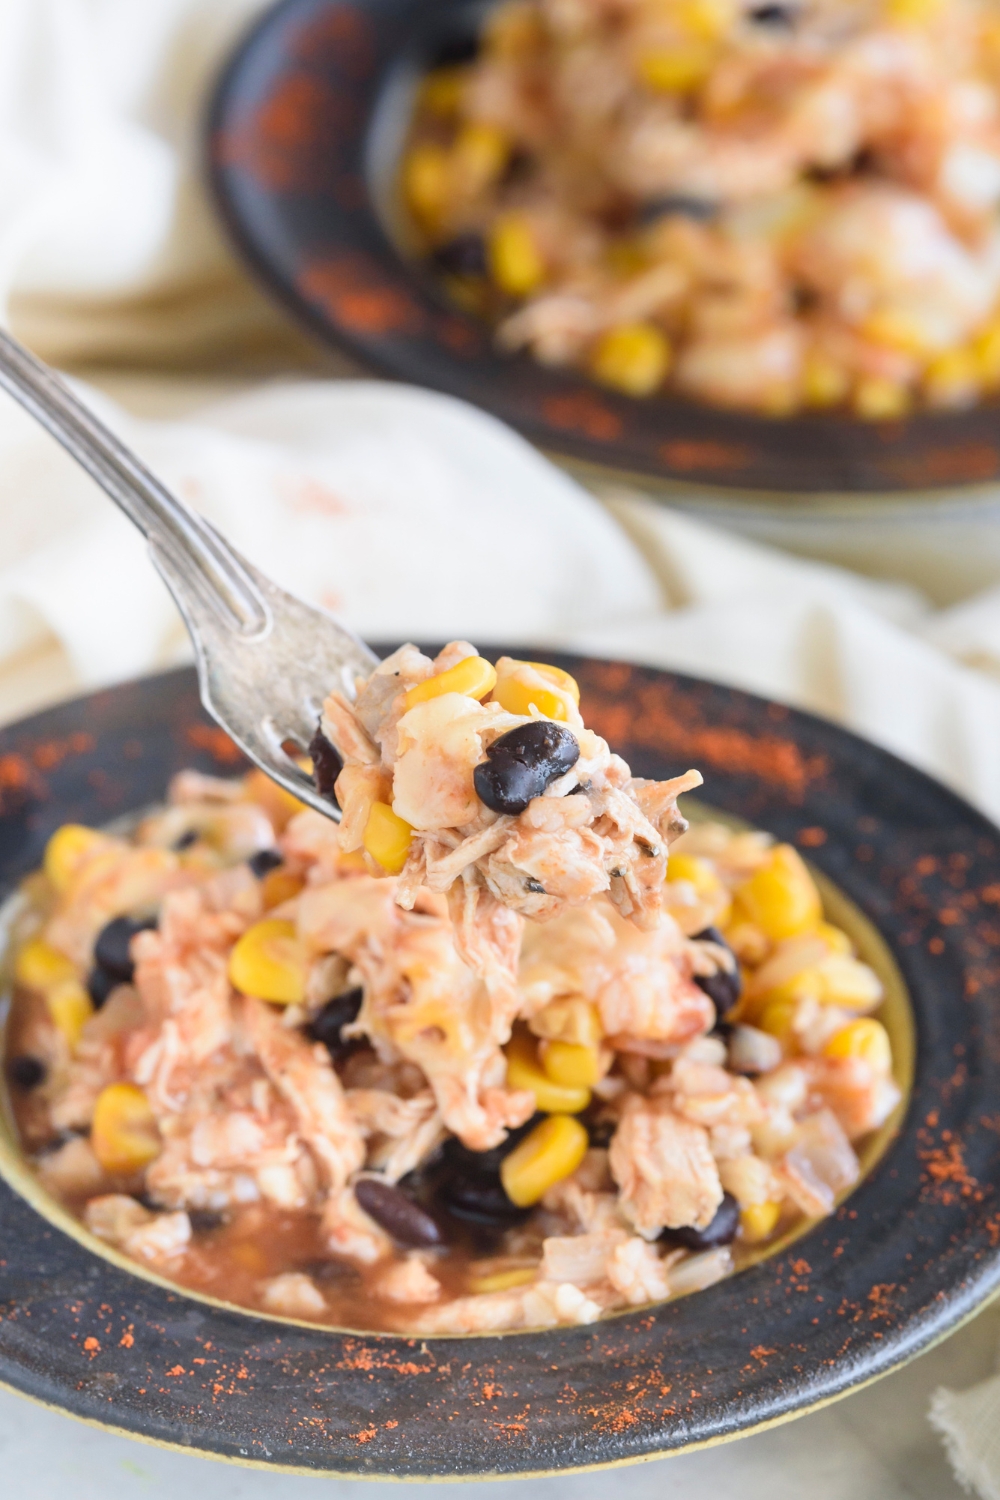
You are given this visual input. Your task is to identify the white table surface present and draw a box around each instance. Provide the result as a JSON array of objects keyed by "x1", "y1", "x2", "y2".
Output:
[{"x1": 0, "y1": 369, "x2": 992, "y2": 1498}]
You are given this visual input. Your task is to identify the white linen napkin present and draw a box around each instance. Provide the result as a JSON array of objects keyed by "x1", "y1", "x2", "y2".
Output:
[{"x1": 932, "y1": 1348, "x2": 1000, "y2": 1500}]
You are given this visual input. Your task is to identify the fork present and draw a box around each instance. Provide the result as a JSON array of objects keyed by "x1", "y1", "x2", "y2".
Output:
[{"x1": 0, "y1": 328, "x2": 377, "y2": 817}]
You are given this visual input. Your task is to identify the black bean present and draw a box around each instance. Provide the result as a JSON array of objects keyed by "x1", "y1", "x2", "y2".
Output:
[
  {"x1": 6, "y1": 1055, "x2": 46, "y2": 1090},
  {"x1": 660, "y1": 1192, "x2": 740, "y2": 1251},
  {"x1": 805, "y1": 147, "x2": 874, "y2": 186},
  {"x1": 638, "y1": 194, "x2": 718, "y2": 225},
  {"x1": 86, "y1": 964, "x2": 119, "y2": 1010},
  {"x1": 440, "y1": 1174, "x2": 529, "y2": 1227},
  {"x1": 248, "y1": 848, "x2": 284, "y2": 878},
  {"x1": 436, "y1": 1116, "x2": 540, "y2": 1226},
  {"x1": 173, "y1": 829, "x2": 199, "y2": 851},
  {"x1": 35, "y1": 1130, "x2": 79, "y2": 1157},
  {"x1": 301, "y1": 1257, "x2": 362, "y2": 1286},
  {"x1": 474, "y1": 722, "x2": 580, "y2": 815},
  {"x1": 692, "y1": 925, "x2": 742, "y2": 1021},
  {"x1": 188, "y1": 1209, "x2": 227, "y2": 1234},
  {"x1": 500, "y1": 148, "x2": 534, "y2": 187},
  {"x1": 309, "y1": 725, "x2": 342, "y2": 805},
  {"x1": 792, "y1": 284, "x2": 819, "y2": 315},
  {"x1": 429, "y1": 29, "x2": 479, "y2": 67},
  {"x1": 442, "y1": 1113, "x2": 541, "y2": 1175},
  {"x1": 749, "y1": 3, "x2": 795, "y2": 23},
  {"x1": 354, "y1": 1177, "x2": 444, "y2": 1247},
  {"x1": 94, "y1": 914, "x2": 158, "y2": 983},
  {"x1": 308, "y1": 988, "x2": 364, "y2": 1060},
  {"x1": 583, "y1": 1114, "x2": 616, "y2": 1149},
  {"x1": 432, "y1": 233, "x2": 487, "y2": 278}
]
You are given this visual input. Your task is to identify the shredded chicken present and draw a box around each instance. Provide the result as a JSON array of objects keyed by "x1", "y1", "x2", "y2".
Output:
[
  {"x1": 322, "y1": 643, "x2": 701, "y2": 976},
  {"x1": 11, "y1": 745, "x2": 897, "y2": 1338},
  {"x1": 298, "y1": 871, "x2": 531, "y2": 1150},
  {"x1": 610, "y1": 1094, "x2": 723, "y2": 1236}
]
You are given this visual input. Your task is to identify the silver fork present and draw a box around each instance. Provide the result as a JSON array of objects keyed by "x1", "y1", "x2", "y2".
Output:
[{"x1": 0, "y1": 328, "x2": 377, "y2": 818}]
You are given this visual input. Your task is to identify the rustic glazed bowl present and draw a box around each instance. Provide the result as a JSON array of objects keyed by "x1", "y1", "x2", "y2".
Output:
[
  {"x1": 206, "y1": 0, "x2": 1000, "y2": 496},
  {"x1": 0, "y1": 657, "x2": 998, "y2": 1476}
]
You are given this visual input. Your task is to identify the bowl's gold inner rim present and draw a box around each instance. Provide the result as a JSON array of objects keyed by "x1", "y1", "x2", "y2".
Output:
[{"x1": 0, "y1": 799, "x2": 915, "y2": 1339}]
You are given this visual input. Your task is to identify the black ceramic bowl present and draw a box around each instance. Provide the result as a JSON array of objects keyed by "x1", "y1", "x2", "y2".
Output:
[
  {"x1": 206, "y1": 0, "x2": 1000, "y2": 495},
  {"x1": 2, "y1": 656, "x2": 1000, "y2": 1476}
]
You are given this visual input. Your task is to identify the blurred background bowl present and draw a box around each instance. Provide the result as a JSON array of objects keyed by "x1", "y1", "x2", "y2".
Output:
[{"x1": 206, "y1": 0, "x2": 1000, "y2": 599}]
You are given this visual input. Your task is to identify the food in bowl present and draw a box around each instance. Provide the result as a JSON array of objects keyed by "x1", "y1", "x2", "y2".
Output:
[
  {"x1": 3, "y1": 644, "x2": 899, "y2": 1334},
  {"x1": 403, "y1": 0, "x2": 1000, "y2": 417}
]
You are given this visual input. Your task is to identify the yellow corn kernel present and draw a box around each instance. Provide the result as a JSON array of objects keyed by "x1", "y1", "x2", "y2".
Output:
[
  {"x1": 467, "y1": 1266, "x2": 538, "y2": 1294},
  {"x1": 363, "y1": 802, "x2": 414, "y2": 875},
  {"x1": 403, "y1": 655, "x2": 497, "y2": 711},
  {"x1": 590, "y1": 323, "x2": 671, "y2": 397},
  {"x1": 974, "y1": 324, "x2": 1000, "y2": 390},
  {"x1": 815, "y1": 954, "x2": 883, "y2": 1010},
  {"x1": 500, "y1": 1114, "x2": 590, "y2": 1207},
  {"x1": 676, "y1": 0, "x2": 737, "y2": 41},
  {"x1": 43, "y1": 823, "x2": 104, "y2": 894},
  {"x1": 420, "y1": 66, "x2": 466, "y2": 118},
  {"x1": 488, "y1": 213, "x2": 545, "y2": 297},
  {"x1": 91, "y1": 1082, "x2": 161, "y2": 1176},
  {"x1": 756, "y1": 956, "x2": 882, "y2": 1019},
  {"x1": 636, "y1": 45, "x2": 713, "y2": 93},
  {"x1": 853, "y1": 376, "x2": 911, "y2": 421},
  {"x1": 403, "y1": 142, "x2": 452, "y2": 229},
  {"x1": 505, "y1": 1032, "x2": 591, "y2": 1114},
  {"x1": 734, "y1": 844, "x2": 822, "y2": 943},
  {"x1": 493, "y1": 681, "x2": 568, "y2": 720},
  {"x1": 529, "y1": 997, "x2": 602, "y2": 1046},
  {"x1": 228, "y1": 918, "x2": 309, "y2": 1005},
  {"x1": 46, "y1": 979, "x2": 94, "y2": 1051},
  {"x1": 861, "y1": 308, "x2": 933, "y2": 356},
  {"x1": 803, "y1": 353, "x2": 851, "y2": 409},
  {"x1": 756, "y1": 997, "x2": 799, "y2": 1048},
  {"x1": 491, "y1": 660, "x2": 578, "y2": 721},
  {"x1": 261, "y1": 868, "x2": 306, "y2": 911},
  {"x1": 666, "y1": 852, "x2": 722, "y2": 897},
  {"x1": 453, "y1": 122, "x2": 510, "y2": 194},
  {"x1": 816, "y1": 921, "x2": 853, "y2": 956},
  {"x1": 540, "y1": 1038, "x2": 602, "y2": 1088},
  {"x1": 530, "y1": 662, "x2": 580, "y2": 704},
  {"x1": 885, "y1": 0, "x2": 943, "y2": 23},
  {"x1": 740, "y1": 1201, "x2": 782, "y2": 1243},
  {"x1": 822, "y1": 1017, "x2": 892, "y2": 1073},
  {"x1": 15, "y1": 938, "x2": 76, "y2": 991},
  {"x1": 923, "y1": 348, "x2": 979, "y2": 410}
]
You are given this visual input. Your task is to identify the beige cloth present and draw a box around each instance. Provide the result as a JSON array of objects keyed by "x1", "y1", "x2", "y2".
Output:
[
  {"x1": 932, "y1": 1342, "x2": 1000, "y2": 1500},
  {"x1": 0, "y1": 0, "x2": 312, "y2": 371}
]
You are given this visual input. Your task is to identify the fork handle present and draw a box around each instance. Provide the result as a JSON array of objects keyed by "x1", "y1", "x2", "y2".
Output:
[{"x1": 0, "y1": 328, "x2": 267, "y2": 635}]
